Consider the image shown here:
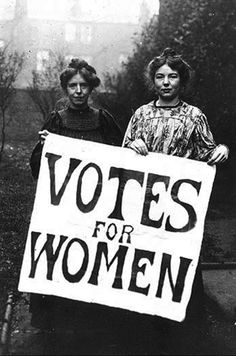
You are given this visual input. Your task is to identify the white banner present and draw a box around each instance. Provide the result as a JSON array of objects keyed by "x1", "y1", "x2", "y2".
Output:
[{"x1": 18, "y1": 133, "x2": 215, "y2": 322}]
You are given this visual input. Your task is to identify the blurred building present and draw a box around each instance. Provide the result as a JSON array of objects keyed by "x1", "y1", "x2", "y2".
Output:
[{"x1": 0, "y1": 0, "x2": 155, "y2": 88}]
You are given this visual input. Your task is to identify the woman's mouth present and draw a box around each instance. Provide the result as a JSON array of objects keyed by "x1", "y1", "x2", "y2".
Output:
[
  {"x1": 162, "y1": 89, "x2": 172, "y2": 93},
  {"x1": 73, "y1": 96, "x2": 84, "y2": 100}
]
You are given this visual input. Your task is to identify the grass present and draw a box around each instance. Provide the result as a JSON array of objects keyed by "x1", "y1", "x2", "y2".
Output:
[{"x1": 0, "y1": 141, "x2": 36, "y2": 322}]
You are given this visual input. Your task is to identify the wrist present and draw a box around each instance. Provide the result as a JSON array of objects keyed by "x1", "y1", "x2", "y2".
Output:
[{"x1": 218, "y1": 144, "x2": 229, "y2": 153}]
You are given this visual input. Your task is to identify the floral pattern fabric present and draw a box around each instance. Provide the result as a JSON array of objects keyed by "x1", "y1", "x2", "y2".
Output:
[{"x1": 122, "y1": 100, "x2": 217, "y2": 161}]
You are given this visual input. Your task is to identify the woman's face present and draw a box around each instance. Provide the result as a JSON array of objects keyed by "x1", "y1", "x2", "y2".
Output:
[
  {"x1": 66, "y1": 72, "x2": 91, "y2": 108},
  {"x1": 154, "y1": 64, "x2": 181, "y2": 102}
]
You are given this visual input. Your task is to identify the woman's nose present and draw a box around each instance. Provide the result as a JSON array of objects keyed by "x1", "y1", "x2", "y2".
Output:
[
  {"x1": 163, "y1": 77, "x2": 170, "y2": 86},
  {"x1": 75, "y1": 84, "x2": 82, "y2": 93}
]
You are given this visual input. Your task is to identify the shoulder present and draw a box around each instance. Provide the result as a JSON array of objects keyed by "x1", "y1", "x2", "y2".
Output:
[
  {"x1": 98, "y1": 108, "x2": 120, "y2": 129},
  {"x1": 98, "y1": 108, "x2": 114, "y2": 121},
  {"x1": 181, "y1": 101, "x2": 203, "y2": 115},
  {"x1": 180, "y1": 101, "x2": 206, "y2": 121},
  {"x1": 129, "y1": 101, "x2": 155, "y2": 124},
  {"x1": 97, "y1": 107, "x2": 122, "y2": 145},
  {"x1": 134, "y1": 101, "x2": 155, "y2": 115},
  {"x1": 42, "y1": 110, "x2": 62, "y2": 130}
]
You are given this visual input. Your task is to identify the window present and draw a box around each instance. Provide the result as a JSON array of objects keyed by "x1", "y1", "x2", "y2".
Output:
[
  {"x1": 0, "y1": 39, "x2": 5, "y2": 48},
  {"x1": 80, "y1": 25, "x2": 92, "y2": 44},
  {"x1": 65, "y1": 23, "x2": 76, "y2": 42},
  {"x1": 36, "y1": 50, "x2": 49, "y2": 71},
  {"x1": 0, "y1": 0, "x2": 15, "y2": 20}
]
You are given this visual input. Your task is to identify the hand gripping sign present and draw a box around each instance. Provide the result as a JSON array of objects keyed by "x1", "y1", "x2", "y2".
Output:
[{"x1": 18, "y1": 133, "x2": 215, "y2": 322}]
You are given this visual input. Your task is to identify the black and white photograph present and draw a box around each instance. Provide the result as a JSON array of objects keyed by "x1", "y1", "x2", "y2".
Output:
[{"x1": 0, "y1": 0, "x2": 236, "y2": 355}]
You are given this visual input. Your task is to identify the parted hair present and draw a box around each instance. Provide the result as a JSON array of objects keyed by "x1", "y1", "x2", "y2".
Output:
[
  {"x1": 146, "y1": 48, "x2": 194, "y2": 91},
  {"x1": 60, "y1": 58, "x2": 101, "y2": 91}
]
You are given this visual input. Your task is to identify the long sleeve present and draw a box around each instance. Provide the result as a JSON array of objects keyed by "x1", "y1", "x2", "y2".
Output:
[
  {"x1": 29, "y1": 141, "x2": 44, "y2": 180},
  {"x1": 29, "y1": 112, "x2": 59, "y2": 179},
  {"x1": 99, "y1": 109, "x2": 123, "y2": 146},
  {"x1": 122, "y1": 110, "x2": 141, "y2": 148},
  {"x1": 122, "y1": 117, "x2": 133, "y2": 148},
  {"x1": 190, "y1": 112, "x2": 217, "y2": 161}
]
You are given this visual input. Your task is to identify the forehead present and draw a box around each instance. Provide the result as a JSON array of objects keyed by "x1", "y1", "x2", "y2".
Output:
[
  {"x1": 155, "y1": 64, "x2": 179, "y2": 75},
  {"x1": 68, "y1": 72, "x2": 87, "y2": 84}
]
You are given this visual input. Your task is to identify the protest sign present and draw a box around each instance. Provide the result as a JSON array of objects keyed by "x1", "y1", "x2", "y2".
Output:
[{"x1": 18, "y1": 133, "x2": 215, "y2": 322}]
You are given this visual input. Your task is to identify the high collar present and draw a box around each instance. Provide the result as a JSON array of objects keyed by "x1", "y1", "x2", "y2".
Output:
[
  {"x1": 154, "y1": 100, "x2": 182, "y2": 109},
  {"x1": 67, "y1": 105, "x2": 90, "y2": 114}
]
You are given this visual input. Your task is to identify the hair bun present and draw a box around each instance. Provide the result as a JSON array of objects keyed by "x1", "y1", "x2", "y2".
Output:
[
  {"x1": 68, "y1": 58, "x2": 86, "y2": 68},
  {"x1": 68, "y1": 58, "x2": 96, "y2": 74},
  {"x1": 162, "y1": 47, "x2": 177, "y2": 57}
]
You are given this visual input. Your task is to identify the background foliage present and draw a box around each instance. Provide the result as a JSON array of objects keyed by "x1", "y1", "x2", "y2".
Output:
[
  {"x1": 100, "y1": 0, "x2": 236, "y2": 151},
  {"x1": 26, "y1": 52, "x2": 67, "y2": 122},
  {"x1": 97, "y1": 0, "x2": 236, "y2": 213},
  {"x1": 0, "y1": 47, "x2": 24, "y2": 159},
  {"x1": 0, "y1": 0, "x2": 235, "y2": 319}
]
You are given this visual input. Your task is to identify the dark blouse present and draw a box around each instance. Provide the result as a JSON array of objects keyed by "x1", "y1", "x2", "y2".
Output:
[
  {"x1": 29, "y1": 105, "x2": 123, "y2": 333},
  {"x1": 30, "y1": 106, "x2": 122, "y2": 179}
]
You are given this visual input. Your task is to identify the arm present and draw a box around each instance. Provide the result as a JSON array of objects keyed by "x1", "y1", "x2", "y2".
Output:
[
  {"x1": 207, "y1": 144, "x2": 229, "y2": 165},
  {"x1": 29, "y1": 112, "x2": 59, "y2": 179},
  {"x1": 192, "y1": 112, "x2": 229, "y2": 165},
  {"x1": 99, "y1": 109, "x2": 123, "y2": 146},
  {"x1": 122, "y1": 111, "x2": 148, "y2": 155}
]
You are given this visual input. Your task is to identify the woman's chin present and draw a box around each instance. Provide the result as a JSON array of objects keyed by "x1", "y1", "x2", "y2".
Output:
[{"x1": 70, "y1": 100, "x2": 87, "y2": 108}]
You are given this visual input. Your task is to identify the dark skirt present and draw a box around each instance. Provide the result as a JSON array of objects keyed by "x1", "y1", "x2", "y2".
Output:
[{"x1": 29, "y1": 264, "x2": 207, "y2": 354}]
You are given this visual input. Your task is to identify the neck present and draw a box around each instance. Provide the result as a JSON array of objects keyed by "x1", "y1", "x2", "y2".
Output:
[
  {"x1": 156, "y1": 97, "x2": 180, "y2": 107},
  {"x1": 69, "y1": 102, "x2": 89, "y2": 111}
]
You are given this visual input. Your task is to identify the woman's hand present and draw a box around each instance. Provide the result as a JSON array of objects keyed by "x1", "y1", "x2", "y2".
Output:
[
  {"x1": 129, "y1": 138, "x2": 149, "y2": 156},
  {"x1": 38, "y1": 130, "x2": 50, "y2": 144},
  {"x1": 207, "y1": 144, "x2": 229, "y2": 165}
]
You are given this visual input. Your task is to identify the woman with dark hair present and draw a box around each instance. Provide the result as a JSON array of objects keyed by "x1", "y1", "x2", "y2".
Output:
[
  {"x1": 30, "y1": 58, "x2": 122, "y2": 179},
  {"x1": 29, "y1": 58, "x2": 123, "y2": 354},
  {"x1": 122, "y1": 48, "x2": 229, "y2": 354},
  {"x1": 123, "y1": 47, "x2": 228, "y2": 163}
]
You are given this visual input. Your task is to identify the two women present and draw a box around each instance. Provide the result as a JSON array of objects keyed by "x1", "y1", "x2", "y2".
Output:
[{"x1": 29, "y1": 50, "x2": 229, "y2": 354}]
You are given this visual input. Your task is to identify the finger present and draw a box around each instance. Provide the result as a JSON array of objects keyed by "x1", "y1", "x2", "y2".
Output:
[
  {"x1": 138, "y1": 145, "x2": 148, "y2": 156},
  {"x1": 130, "y1": 143, "x2": 141, "y2": 154},
  {"x1": 131, "y1": 143, "x2": 147, "y2": 156},
  {"x1": 208, "y1": 151, "x2": 220, "y2": 164},
  {"x1": 136, "y1": 141, "x2": 148, "y2": 155},
  {"x1": 39, "y1": 130, "x2": 49, "y2": 136},
  {"x1": 141, "y1": 147, "x2": 148, "y2": 155},
  {"x1": 208, "y1": 154, "x2": 226, "y2": 165}
]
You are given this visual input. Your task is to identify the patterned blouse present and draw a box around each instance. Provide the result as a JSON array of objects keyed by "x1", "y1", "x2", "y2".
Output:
[{"x1": 122, "y1": 100, "x2": 217, "y2": 161}]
